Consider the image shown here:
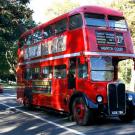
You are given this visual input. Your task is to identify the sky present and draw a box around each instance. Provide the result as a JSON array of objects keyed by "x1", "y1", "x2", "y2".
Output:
[{"x1": 28, "y1": 0, "x2": 114, "y2": 23}]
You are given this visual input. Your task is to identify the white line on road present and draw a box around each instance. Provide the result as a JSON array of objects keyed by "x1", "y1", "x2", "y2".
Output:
[
  {"x1": 2, "y1": 93, "x2": 16, "y2": 97},
  {"x1": 0, "y1": 103, "x2": 86, "y2": 135}
]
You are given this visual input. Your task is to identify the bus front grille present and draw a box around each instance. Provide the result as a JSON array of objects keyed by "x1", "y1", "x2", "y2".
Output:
[{"x1": 108, "y1": 83, "x2": 126, "y2": 116}]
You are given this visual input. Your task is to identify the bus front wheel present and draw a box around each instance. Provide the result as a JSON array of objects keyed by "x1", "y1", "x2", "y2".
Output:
[
  {"x1": 119, "y1": 109, "x2": 135, "y2": 122},
  {"x1": 72, "y1": 97, "x2": 94, "y2": 125}
]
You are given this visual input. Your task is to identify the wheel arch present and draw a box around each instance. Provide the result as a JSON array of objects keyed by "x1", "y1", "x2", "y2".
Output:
[
  {"x1": 69, "y1": 92, "x2": 89, "y2": 114},
  {"x1": 69, "y1": 91, "x2": 98, "y2": 114}
]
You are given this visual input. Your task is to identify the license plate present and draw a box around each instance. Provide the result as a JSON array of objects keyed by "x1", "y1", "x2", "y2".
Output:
[{"x1": 111, "y1": 111, "x2": 124, "y2": 115}]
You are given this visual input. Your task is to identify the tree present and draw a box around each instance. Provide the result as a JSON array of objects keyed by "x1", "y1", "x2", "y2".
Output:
[
  {"x1": 0, "y1": 0, "x2": 36, "y2": 81},
  {"x1": 111, "y1": 0, "x2": 135, "y2": 43},
  {"x1": 44, "y1": 0, "x2": 80, "y2": 21},
  {"x1": 111, "y1": 0, "x2": 135, "y2": 91}
]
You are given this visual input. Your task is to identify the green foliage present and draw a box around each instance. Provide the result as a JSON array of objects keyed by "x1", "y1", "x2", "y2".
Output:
[
  {"x1": 0, "y1": 0, "x2": 36, "y2": 80},
  {"x1": 111, "y1": 0, "x2": 135, "y2": 43},
  {"x1": 118, "y1": 60, "x2": 132, "y2": 84},
  {"x1": 44, "y1": 0, "x2": 80, "y2": 21},
  {"x1": 111, "y1": 0, "x2": 135, "y2": 85}
]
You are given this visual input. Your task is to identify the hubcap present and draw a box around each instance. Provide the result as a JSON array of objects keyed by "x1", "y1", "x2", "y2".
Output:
[{"x1": 74, "y1": 101, "x2": 85, "y2": 120}]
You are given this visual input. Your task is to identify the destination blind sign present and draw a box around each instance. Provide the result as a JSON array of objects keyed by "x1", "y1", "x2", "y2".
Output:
[
  {"x1": 96, "y1": 31, "x2": 116, "y2": 45},
  {"x1": 98, "y1": 46, "x2": 125, "y2": 52}
]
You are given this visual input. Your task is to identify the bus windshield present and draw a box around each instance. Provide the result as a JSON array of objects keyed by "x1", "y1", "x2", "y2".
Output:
[
  {"x1": 90, "y1": 56, "x2": 114, "y2": 81},
  {"x1": 108, "y1": 16, "x2": 127, "y2": 30},
  {"x1": 84, "y1": 13, "x2": 106, "y2": 27}
]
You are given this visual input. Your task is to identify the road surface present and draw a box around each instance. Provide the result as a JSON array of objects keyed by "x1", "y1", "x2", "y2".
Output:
[{"x1": 0, "y1": 88, "x2": 135, "y2": 135}]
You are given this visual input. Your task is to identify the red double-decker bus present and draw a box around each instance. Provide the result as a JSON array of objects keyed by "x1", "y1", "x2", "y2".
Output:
[{"x1": 17, "y1": 6, "x2": 135, "y2": 125}]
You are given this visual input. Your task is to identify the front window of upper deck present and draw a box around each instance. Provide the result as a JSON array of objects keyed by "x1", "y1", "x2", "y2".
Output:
[
  {"x1": 108, "y1": 16, "x2": 128, "y2": 30},
  {"x1": 90, "y1": 56, "x2": 114, "y2": 81},
  {"x1": 84, "y1": 13, "x2": 106, "y2": 28},
  {"x1": 69, "y1": 14, "x2": 83, "y2": 30}
]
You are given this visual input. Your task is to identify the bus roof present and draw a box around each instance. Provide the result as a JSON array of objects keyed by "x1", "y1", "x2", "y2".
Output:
[
  {"x1": 20, "y1": 6, "x2": 123, "y2": 38},
  {"x1": 69, "y1": 5, "x2": 123, "y2": 16}
]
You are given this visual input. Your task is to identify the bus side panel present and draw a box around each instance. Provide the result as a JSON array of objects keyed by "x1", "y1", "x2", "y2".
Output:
[
  {"x1": 52, "y1": 78, "x2": 68, "y2": 111},
  {"x1": 32, "y1": 93, "x2": 52, "y2": 107},
  {"x1": 67, "y1": 29, "x2": 84, "y2": 53},
  {"x1": 77, "y1": 79, "x2": 108, "y2": 104}
]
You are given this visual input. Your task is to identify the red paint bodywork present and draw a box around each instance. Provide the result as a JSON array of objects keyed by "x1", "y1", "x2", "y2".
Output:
[{"x1": 17, "y1": 6, "x2": 135, "y2": 112}]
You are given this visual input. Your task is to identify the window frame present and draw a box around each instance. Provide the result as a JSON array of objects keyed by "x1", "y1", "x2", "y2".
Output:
[
  {"x1": 69, "y1": 14, "x2": 83, "y2": 30},
  {"x1": 32, "y1": 67, "x2": 40, "y2": 80},
  {"x1": 33, "y1": 30, "x2": 43, "y2": 44},
  {"x1": 42, "y1": 66, "x2": 53, "y2": 79},
  {"x1": 108, "y1": 15, "x2": 128, "y2": 30},
  {"x1": 24, "y1": 68, "x2": 32, "y2": 80},
  {"x1": 26, "y1": 34, "x2": 33, "y2": 46},
  {"x1": 78, "y1": 63, "x2": 88, "y2": 79},
  {"x1": 54, "y1": 65, "x2": 67, "y2": 79},
  {"x1": 90, "y1": 56, "x2": 114, "y2": 82},
  {"x1": 43, "y1": 25, "x2": 54, "y2": 39},
  {"x1": 54, "y1": 18, "x2": 67, "y2": 35},
  {"x1": 84, "y1": 13, "x2": 107, "y2": 28}
]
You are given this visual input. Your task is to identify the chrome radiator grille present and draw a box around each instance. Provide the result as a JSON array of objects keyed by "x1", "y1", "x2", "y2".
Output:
[{"x1": 108, "y1": 83, "x2": 126, "y2": 115}]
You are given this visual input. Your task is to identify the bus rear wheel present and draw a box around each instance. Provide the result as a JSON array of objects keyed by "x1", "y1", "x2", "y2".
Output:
[
  {"x1": 23, "y1": 96, "x2": 32, "y2": 109},
  {"x1": 72, "y1": 97, "x2": 94, "y2": 125}
]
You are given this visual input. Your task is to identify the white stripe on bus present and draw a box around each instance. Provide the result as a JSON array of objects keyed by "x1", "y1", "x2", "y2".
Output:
[
  {"x1": 84, "y1": 52, "x2": 135, "y2": 57},
  {"x1": 1, "y1": 103, "x2": 86, "y2": 135},
  {"x1": 18, "y1": 51, "x2": 135, "y2": 66}
]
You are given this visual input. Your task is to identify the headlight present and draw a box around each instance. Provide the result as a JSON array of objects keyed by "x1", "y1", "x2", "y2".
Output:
[
  {"x1": 96, "y1": 95, "x2": 103, "y2": 103},
  {"x1": 128, "y1": 94, "x2": 133, "y2": 101}
]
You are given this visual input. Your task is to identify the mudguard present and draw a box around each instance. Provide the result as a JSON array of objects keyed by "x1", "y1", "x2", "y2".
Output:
[
  {"x1": 70, "y1": 92, "x2": 98, "y2": 109},
  {"x1": 126, "y1": 91, "x2": 135, "y2": 107}
]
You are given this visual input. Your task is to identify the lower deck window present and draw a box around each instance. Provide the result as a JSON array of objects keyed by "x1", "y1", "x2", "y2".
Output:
[
  {"x1": 78, "y1": 64, "x2": 88, "y2": 78},
  {"x1": 24, "y1": 68, "x2": 32, "y2": 80},
  {"x1": 91, "y1": 71, "x2": 114, "y2": 81},
  {"x1": 54, "y1": 65, "x2": 66, "y2": 78},
  {"x1": 42, "y1": 66, "x2": 52, "y2": 78},
  {"x1": 32, "y1": 68, "x2": 40, "y2": 79}
]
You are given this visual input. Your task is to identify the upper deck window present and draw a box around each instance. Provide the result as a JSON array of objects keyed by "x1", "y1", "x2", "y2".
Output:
[
  {"x1": 84, "y1": 13, "x2": 106, "y2": 27},
  {"x1": 54, "y1": 19, "x2": 67, "y2": 34},
  {"x1": 69, "y1": 14, "x2": 83, "y2": 30},
  {"x1": 33, "y1": 30, "x2": 42, "y2": 43},
  {"x1": 26, "y1": 34, "x2": 33, "y2": 45},
  {"x1": 43, "y1": 25, "x2": 54, "y2": 39},
  {"x1": 108, "y1": 16, "x2": 127, "y2": 30}
]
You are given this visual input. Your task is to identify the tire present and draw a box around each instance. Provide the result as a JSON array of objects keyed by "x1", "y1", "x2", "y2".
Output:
[
  {"x1": 72, "y1": 97, "x2": 94, "y2": 125},
  {"x1": 119, "y1": 109, "x2": 135, "y2": 122}
]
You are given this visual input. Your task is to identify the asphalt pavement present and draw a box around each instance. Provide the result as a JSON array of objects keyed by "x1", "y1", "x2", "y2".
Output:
[{"x1": 0, "y1": 88, "x2": 135, "y2": 135}]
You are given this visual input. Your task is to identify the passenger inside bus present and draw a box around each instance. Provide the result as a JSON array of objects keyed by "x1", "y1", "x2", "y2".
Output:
[{"x1": 68, "y1": 58, "x2": 76, "y2": 89}]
